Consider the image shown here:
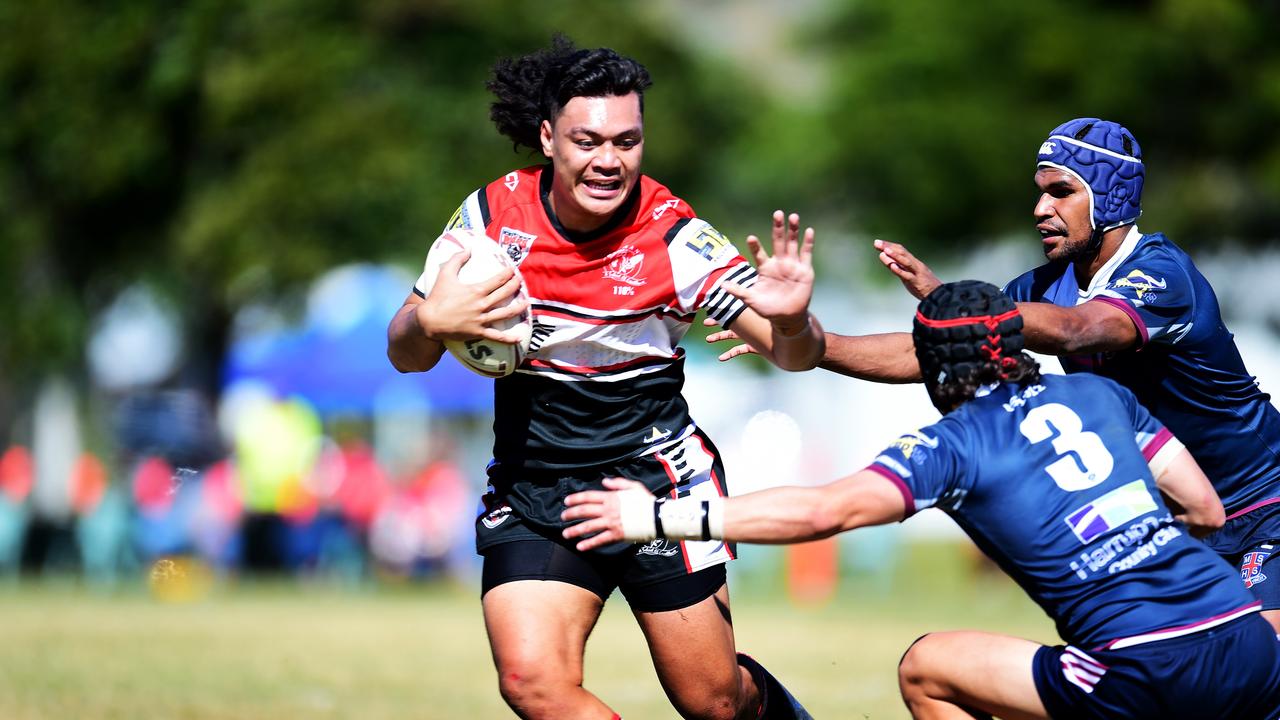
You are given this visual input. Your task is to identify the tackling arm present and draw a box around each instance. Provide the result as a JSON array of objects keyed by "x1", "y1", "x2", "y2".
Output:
[
  {"x1": 1016, "y1": 300, "x2": 1140, "y2": 355},
  {"x1": 561, "y1": 471, "x2": 907, "y2": 550},
  {"x1": 1149, "y1": 442, "x2": 1225, "y2": 538}
]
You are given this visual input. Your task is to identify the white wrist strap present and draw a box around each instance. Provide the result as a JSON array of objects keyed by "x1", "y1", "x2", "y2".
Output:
[{"x1": 619, "y1": 491, "x2": 725, "y2": 542}]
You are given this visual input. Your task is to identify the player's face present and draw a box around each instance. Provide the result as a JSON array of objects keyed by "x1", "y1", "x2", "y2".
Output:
[
  {"x1": 540, "y1": 93, "x2": 644, "y2": 233},
  {"x1": 1033, "y1": 168, "x2": 1094, "y2": 262}
]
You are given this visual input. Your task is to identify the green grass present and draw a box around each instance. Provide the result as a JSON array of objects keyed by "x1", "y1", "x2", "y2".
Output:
[{"x1": 0, "y1": 542, "x2": 1056, "y2": 719}]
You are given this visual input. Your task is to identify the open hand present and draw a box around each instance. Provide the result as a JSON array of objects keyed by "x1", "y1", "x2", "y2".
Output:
[
  {"x1": 561, "y1": 478, "x2": 651, "y2": 552},
  {"x1": 703, "y1": 318, "x2": 758, "y2": 362},
  {"x1": 875, "y1": 239, "x2": 941, "y2": 300},
  {"x1": 723, "y1": 211, "x2": 815, "y2": 328}
]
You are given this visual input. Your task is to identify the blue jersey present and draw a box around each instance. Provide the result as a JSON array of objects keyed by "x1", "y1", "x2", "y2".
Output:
[
  {"x1": 1004, "y1": 228, "x2": 1280, "y2": 516},
  {"x1": 869, "y1": 374, "x2": 1258, "y2": 649}
]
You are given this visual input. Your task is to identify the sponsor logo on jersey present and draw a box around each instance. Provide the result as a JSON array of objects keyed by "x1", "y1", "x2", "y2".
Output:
[
  {"x1": 637, "y1": 539, "x2": 681, "y2": 557},
  {"x1": 890, "y1": 431, "x2": 939, "y2": 460},
  {"x1": 651, "y1": 198, "x2": 680, "y2": 221},
  {"x1": 1064, "y1": 479, "x2": 1157, "y2": 544},
  {"x1": 1039, "y1": 141, "x2": 1056, "y2": 155},
  {"x1": 603, "y1": 244, "x2": 647, "y2": 287},
  {"x1": 1241, "y1": 546, "x2": 1273, "y2": 589},
  {"x1": 684, "y1": 225, "x2": 732, "y2": 261},
  {"x1": 499, "y1": 227, "x2": 536, "y2": 265},
  {"x1": 503, "y1": 171, "x2": 519, "y2": 192},
  {"x1": 1112, "y1": 269, "x2": 1167, "y2": 299}
]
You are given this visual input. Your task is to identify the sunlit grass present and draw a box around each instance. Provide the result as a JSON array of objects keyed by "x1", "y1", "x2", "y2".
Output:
[{"x1": 0, "y1": 542, "x2": 1055, "y2": 719}]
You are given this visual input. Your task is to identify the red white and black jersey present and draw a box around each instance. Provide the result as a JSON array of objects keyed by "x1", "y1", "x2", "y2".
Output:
[{"x1": 415, "y1": 165, "x2": 756, "y2": 471}]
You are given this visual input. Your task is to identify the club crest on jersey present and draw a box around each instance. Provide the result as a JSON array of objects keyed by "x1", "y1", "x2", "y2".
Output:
[
  {"x1": 503, "y1": 171, "x2": 519, "y2": 191},
  {"x1": 1242, "y1": 547, "x2": 1273, "y2": 589},
  {"x1": 603, "y1": 244, "x2": 647, "y2": 287},
  {"x1": 499, "y1": 227, "x2": 536, "y2": 265},
  {"x1": 890, "y1": 431, "x2": 939, "y2": 461},
  {"x1": 1112, "y1": 269, "x2": 1167, "y2": 299}
]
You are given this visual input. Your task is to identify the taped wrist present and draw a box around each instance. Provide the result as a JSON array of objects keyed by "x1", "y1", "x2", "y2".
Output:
[{"x1": 620, "y1": 493, "x2": 725, "y2": 542}]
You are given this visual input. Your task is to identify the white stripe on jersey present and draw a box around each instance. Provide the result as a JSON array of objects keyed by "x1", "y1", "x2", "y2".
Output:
[
  {"x1": 704, "y1": 264, "x2": 757, "y2": 326},
  {"x1": 1060, "y1": 646, "x2": 1108, "y2": 693}
]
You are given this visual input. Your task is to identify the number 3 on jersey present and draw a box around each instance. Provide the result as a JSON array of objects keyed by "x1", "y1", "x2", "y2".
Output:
[{"x1": 1019, "y1": 403, "x2": 1114, "y2": 491}]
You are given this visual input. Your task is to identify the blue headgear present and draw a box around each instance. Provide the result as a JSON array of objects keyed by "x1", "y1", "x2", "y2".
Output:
[{"x1": 1037, "y1": 118, "x2": 1144, "y2": 240}]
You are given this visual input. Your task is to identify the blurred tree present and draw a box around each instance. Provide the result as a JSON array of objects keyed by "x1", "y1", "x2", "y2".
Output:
[
  {"x1": 807, "y1": 0, "x2": 1280, "y2": 252},
  {"x1": 0, "y1": 0, "x2": 761, "y2": 436}
]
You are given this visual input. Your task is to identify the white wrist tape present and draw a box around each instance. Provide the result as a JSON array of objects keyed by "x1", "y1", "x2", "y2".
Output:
[
  {"x1": 618, "y1": 489, "x2": 658, "y2": 542},
  {"x1": 620, "y1": 493, "x2": 726, "y2": 542}
]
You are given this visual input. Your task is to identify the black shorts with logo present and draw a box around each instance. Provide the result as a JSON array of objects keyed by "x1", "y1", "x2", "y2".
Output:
[{"x1": 476, "y1": 428, "x2": 735, "y2": 612}]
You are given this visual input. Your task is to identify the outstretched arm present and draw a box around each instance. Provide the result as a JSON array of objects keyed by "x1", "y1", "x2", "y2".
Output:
[
  {"x1": 705, "y1": 327, "x2": 921, "y2": 383},
  {"x1": 1015, "y1": 301, "x2": 1140, "y2": 355},
  {"x1": 561, "y1": 471, "x2": 907, "y2": 550}
]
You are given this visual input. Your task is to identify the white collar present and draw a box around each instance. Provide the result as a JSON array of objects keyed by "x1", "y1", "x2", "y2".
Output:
[{"x1": 1078, "y1": 225, "x2": 1142, "y2": 299}]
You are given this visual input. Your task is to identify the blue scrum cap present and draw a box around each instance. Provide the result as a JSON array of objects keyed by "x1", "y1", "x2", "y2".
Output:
[{"x1": 1037, "y1": 118, "x2": 1144, "y2": 232}]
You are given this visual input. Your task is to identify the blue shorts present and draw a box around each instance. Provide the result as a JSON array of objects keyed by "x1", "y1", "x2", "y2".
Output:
[
  {"x1": 1032, "y1": 613, "x2": 1280, "y2": 720},
  {"x1": 1204, "y1": 501, "x2": 1280, "y2": 610}
]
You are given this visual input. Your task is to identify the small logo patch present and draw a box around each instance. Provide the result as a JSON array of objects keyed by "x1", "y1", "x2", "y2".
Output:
[
  {"x1": 1242, "y1": 547, "x2": 1273, "y2": 589},
  {"x1": 1112, "y1": 269, "x2": 1167, "y2": 299},
  {"x1": 499, "y1": 227, "x2": 536, "y2": 265},
  {"x1": 651, "y1": 198, "x2": 680, "y2": 221},
  {"x1": 480, "y1": 499, "x2": 513, "y2": 529},
  {"x1": 637, "y1": 539, "x2": 680, "y2": 557},
  {"x1": 503, "y1": 172, "x2": 519, "y2": 191},
  {"x1": 1039, "y1": 141, "x2": 1056, "y2": 155}
]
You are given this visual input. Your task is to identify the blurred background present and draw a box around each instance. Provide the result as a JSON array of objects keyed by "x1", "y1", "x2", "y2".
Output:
[{"x1": 1, "y1": 0, "x2": 1279, "y2": 717}]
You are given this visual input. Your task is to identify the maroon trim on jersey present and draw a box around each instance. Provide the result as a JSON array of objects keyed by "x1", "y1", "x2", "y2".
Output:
[
  {"x1": 1225, "y1": 496, "x2": 1280, "y2": 522},
  {"x1": 538, "y1": 165, "x2": 642, "y2": 243},
  {"x1": 533, "y1": 303, "x2": 697, "y2": 325},
  {"x1": 1140, "y1": 427, "x2": 1174, "y2": 461},
  {"x1": 866, "y1": 463, "x2": 917, "y2": 519},
  {"x1": 1089, "y1": 296, "x2": 1149, "y2": 346},
  {"x1": 524, "y1": 353, "x2": 679, "y2": 377}
]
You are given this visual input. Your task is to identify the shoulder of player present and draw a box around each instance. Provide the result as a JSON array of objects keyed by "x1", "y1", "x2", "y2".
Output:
[
  {"x1": 1004, "y1": 261, "x2": 1068, "y2": 300},
  {"x1": 1110, "y1": 230, "x2": 1200, "y2": 290},
  {"x1": 476, "y1": 165, "x2": 546, "y2": 218}
]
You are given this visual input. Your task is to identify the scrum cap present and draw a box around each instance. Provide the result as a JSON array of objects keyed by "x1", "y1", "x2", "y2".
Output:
[
  {"x1": 1037, "y1": 118, "x2": 1144, "y2": 233},
  {"x1": 913, "y1": 281, "x2": 1024, "y2": 390}
]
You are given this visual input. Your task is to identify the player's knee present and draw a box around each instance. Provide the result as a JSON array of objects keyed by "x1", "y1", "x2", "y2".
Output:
[
  {"x1": 897, "y1": 633, "x2": 940, "y2": 700},
  {"x1": 665, "y1": 672, "x2": 743, "y2": 720},
  {"x1": 495, "y1": 658, "x2": 577, "y2": 719}
]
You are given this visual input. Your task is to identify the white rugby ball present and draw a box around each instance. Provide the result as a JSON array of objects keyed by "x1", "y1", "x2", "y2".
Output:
[{"x1": 419, "y1": 228, "x2": 533, "y2": 378}]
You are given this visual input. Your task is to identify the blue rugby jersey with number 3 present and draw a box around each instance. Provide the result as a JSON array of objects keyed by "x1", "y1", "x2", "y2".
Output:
[{"x1": 869, "y1": 373, "x2": 1258, "y2": 650}]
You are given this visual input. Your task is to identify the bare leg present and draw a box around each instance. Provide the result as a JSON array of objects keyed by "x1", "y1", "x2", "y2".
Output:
[
  {"x1": 483, "y1": 580, "x2": 617, "y2": 720},
  {"x1": 633, "y1": 583, "x2": 761, "y2": 720},
  {"x1": 897, "y1": 631, "x2": 1049, "y2": 720}
]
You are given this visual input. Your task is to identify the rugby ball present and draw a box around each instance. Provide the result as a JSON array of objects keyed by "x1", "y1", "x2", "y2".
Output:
[{"x1": 419, "y1": 228, "x2": 533, "y2": 378}]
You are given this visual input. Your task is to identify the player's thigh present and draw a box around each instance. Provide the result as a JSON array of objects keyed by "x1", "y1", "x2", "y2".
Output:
[
  {"x1": 632, "y1": 577, "x2": 743, "y2": 707},
  {"x1": 899, "y1": 630, "x2": 1048, "y2": 720},
  {"x1": 483, "y1": 578, "x2": 605, "y2": 684}
]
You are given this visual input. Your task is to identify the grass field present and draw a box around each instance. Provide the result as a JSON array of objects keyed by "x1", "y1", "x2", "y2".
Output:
[{"x1": 0, "y1": 542, "x2": 1056, "y2": 719}]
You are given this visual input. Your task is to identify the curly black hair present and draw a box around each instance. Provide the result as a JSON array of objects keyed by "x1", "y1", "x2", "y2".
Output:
[{"x1": 486, "y1": 35, "x2": 653, "y2": 153}]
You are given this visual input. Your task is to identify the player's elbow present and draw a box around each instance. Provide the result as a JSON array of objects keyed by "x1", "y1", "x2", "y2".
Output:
[{"x1": 806, "y1": 502, "x2": 851, "y2": 539}]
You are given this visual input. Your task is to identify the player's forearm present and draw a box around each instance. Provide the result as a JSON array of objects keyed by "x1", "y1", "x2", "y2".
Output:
[
  {"x1": 1017, "y1": 302, "x2": 1137, "y2": 355},
  {"x1": 1153, "y1": 447, "x2": 1224, "y2": 537},
  {"x1": 818, "y1": 332, "x2": 921, "y2": 383},
  {"x1": 626, "y1": 486, "x2": 848, "y2": 545},
  {"x1": 769, "y1": 314, "x2": 826, "y2": 371},
  {"x1": 387, "y1": 304, "x2": 446, "y2": 373}
]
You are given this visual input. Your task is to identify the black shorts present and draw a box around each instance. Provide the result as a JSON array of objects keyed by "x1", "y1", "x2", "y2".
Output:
[
  {"x1": 476, "y1": 428, "x2": 735, "y2": 610},
  {"x1": 481, "y1": 535, "x2": 727, "y2": 612}
]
